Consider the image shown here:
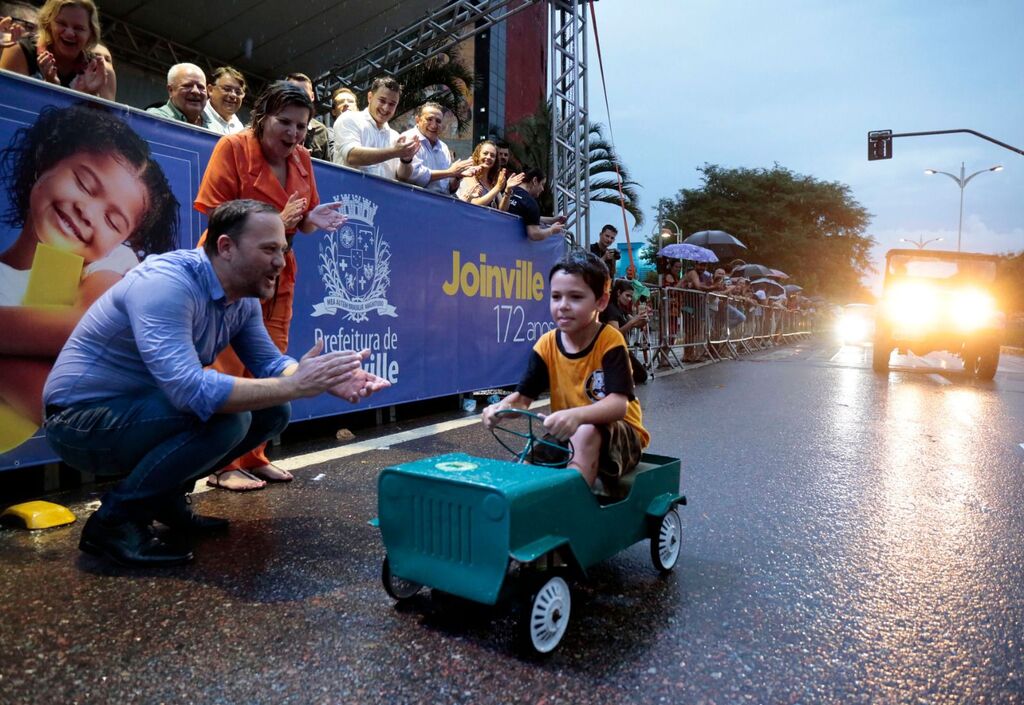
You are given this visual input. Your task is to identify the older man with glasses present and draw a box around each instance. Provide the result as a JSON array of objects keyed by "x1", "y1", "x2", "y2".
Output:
[{"x1": 205, "y1": 66, "x2": 246, "y2": 135}]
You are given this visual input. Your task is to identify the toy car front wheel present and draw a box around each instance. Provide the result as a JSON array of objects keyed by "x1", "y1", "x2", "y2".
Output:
[
  {"x1": 519, "y1": 574, "x2": 572, "y2": 654},
  {"x1": 650, "y1": 507, "x2": 682, "y2": 573},
  {"x1": 382, "y1": 557, "x2": 422, "y2": 600}
]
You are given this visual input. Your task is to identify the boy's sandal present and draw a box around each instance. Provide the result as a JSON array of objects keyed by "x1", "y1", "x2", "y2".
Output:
[{"x1": 206, "y1": 469, "x2": 266, "y2": 492}]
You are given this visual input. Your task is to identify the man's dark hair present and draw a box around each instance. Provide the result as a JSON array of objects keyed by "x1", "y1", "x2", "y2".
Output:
[
  {"x1": 210, "y1": 66, "x2": 247, "y2": 92},
  {"x1": 204, "y1": 199, "x2": 279, "y2": 257},
  {"x1": 495, "y1": 139, "x2": 511, "y2": 150},
  {"x1": 0, "y1": 103, "x2": 179, "y2": 257},
  {"x1": 549, "y1": 250, "x2": 610, "y2": 299},
  {"x1": 522, "y1": 166, "x2": 546, "y2": 183},
  {"x1": 416, "y1": 101, "x2": 444, "y2": 118},
  {"x1": 369, "y1": 76, "x2": 402, "y2": 94},
  {"x1": 600, "y1": 224, "x2": 618, "y2": 235},
  {"x1": 250, "y1": 81, "x2": 313, "y2": 140},
  {"x1": 285, "y1": 71, "x2": 314, "y2": 100},
  {"x1": 611, "y1": 278, "x2": 632, "y2": 300}
]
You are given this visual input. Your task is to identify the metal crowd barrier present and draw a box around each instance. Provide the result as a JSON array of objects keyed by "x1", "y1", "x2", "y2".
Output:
[{"x1": 627, "y1": 286, "x2": 816, "y2": 377}]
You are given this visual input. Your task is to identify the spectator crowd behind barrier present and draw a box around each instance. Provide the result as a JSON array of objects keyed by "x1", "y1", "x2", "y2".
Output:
[{"x1": 628, "y1": 285, "x2": 817, "y2": 376}]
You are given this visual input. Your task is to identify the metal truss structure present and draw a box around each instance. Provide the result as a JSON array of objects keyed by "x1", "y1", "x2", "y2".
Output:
[
  {"x1": 103, "y1": 1, "x2": 591, "y2": 246},
  {"x1": 314, "y1": 0, "x2": 589, "y2": 247},
  {"x1": 101, "y1": 17, "x2": 271, "y2": 101},
  {"x1": 548, "y1": 0, "x2": 589, "y2": 247},
  {"x1": 311, "y1": 0, "x2": 541, "y2": 103}
]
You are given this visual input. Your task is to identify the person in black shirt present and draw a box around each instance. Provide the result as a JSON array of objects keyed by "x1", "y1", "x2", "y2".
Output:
[
  {"x1": 600, "y1": 279, "x2": 649, "y2": 384},
  {"x1": 506, "y1": 167, "x2": 567, "y2": 241},
  {"x1": 590, "y1": 223, "x2": 619, "y2": 278}
]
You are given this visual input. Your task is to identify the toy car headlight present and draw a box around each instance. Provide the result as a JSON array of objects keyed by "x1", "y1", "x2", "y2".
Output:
[
  {"x1": 949, "y1": 289, "x2": 996, "y2": 330},
  {"x1": 884, "y1": 282, "x2": 938, "y2": 326}
]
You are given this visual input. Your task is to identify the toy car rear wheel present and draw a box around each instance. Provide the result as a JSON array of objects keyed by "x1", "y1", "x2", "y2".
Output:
[
  {"x1": 650, "y1": 507, "x2": 682, "y2": 573},
  {"x1": 382, "y1": 557, "x2": 422, "y2": 601},
  {"x1": 518, "y1": 574, "x2": 572, "y2": 654}
]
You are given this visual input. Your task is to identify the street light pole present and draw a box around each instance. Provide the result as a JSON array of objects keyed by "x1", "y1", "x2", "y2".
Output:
[
  {"x1": 657, "y1": 219, "x2": 681, "y2": 244},
  {"x1": 923, "y1": 161, "x2": 1003, "y2": 252},
  {"x1": 905, "y1": 235, "x2": 942, "y2": 249}
]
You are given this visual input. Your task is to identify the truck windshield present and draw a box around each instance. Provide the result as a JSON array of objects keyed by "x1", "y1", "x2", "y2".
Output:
[{"x1": 887, "y1": 254, "x2": 997, "y2": 283}]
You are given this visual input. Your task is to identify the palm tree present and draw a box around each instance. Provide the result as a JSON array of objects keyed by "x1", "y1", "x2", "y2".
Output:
[
  {"x1": 504, "y1": 101, "x2": 644, "y2": 226},
  {"x1": 394, "y1": 48, "x2": 476, "y2": 132}
]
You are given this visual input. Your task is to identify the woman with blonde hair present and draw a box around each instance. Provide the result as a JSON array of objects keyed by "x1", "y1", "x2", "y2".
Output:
[
  {"x1": 456, "y1": 139, "x2": 523, "y2": 209},
  {"x1": 1, "y1": 0, "x2": 114, "y2": 100}
]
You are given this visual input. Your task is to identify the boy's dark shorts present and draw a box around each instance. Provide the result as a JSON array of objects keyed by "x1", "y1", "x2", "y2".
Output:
[
  {"x1": 528, "y1": 420, "x2": 643, "y2": 480},
  {"x1": 597, "y1": 419, "x2": 644, "y2": 480}
]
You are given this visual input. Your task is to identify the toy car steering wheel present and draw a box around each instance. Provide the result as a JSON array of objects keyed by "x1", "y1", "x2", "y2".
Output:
[{"x1": 490, "y1": 408, "x2": 574, "y2": 467}]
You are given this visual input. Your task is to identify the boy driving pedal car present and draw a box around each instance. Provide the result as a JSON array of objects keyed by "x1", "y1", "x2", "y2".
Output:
[{"x1": 482, "y1": 251, "x2": 650, "y2": 495}]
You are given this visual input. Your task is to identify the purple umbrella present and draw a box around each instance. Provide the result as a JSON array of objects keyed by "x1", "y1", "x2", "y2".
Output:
[{"x1": 658, "y1": 243, "x2": 718, "y2": 263}]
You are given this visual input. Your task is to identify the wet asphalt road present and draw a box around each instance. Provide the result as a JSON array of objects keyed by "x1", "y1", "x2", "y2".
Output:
[{"x1": 1, "y1": 338, "x2": 1023, "y2": 704}]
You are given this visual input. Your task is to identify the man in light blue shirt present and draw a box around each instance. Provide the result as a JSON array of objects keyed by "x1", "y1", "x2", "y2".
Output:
[
  {"x1": 43, "y1": 200, "x2": 390, "y2": 567},
  {"x1": 399, "y1": 102, "x2": 476, "y2": 195}
]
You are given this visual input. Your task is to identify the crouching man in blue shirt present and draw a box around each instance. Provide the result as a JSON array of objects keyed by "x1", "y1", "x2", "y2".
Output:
[{"x1": 42, "y1": 199, "x2": 390, "y2": 567}]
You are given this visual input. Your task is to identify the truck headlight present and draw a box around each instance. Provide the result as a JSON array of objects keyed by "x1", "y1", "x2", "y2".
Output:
[
  {"x1": 884, "y1": 282, "x2": 938, "y2": 327},
  {"x1": 949, "y1": 289, "x2": 996, "y2": 330}
]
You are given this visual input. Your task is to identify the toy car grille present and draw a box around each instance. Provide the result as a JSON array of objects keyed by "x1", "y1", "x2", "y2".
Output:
[{"x1": 411, "y1": 495, "x2": 473, "y2": 564}]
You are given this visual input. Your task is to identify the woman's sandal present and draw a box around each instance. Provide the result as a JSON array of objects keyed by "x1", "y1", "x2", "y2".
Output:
[
  {"x1": 206, "y1": 469, "x2": 267, "y2": 492},
  {"x1": 249, "y1": 463, "x2": 293, "y2": 483}
]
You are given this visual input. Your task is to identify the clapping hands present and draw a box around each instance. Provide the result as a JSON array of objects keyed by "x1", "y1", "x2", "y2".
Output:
[
  {"x1": 395, "y1": 134, "x2": 420, "y2": 161},
  {"x1": 305, "y1": 201, "x2": 347, "y2": 232},
  {"x1": 505, "y1": 172, "x2": 526, "y2": 192},
  {"x1": 0, "y1": 16, "x2": 25, "y2": 48},
  {"x1": 70, "y1": 54, "x2": 107, "y2": 96},
  {"x1": 280, "y1": 192, "x2": 308, "y2": 230},
  {"x1": 450, "y1": 157, "x2": 479, "y2": 178}
]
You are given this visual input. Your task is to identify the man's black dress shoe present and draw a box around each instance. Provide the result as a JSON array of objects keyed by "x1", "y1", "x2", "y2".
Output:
[
  {"x1": 79, "y1": 513, "x2": 193, "y2": 566},
  {"x1": 154, "y1": 494, "x2": 229, "y2": 534}
]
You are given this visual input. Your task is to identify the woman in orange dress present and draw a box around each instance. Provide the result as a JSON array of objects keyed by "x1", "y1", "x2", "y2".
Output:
[{"x1": 194, "y1": 81, "x2": 345, "y2": 491}]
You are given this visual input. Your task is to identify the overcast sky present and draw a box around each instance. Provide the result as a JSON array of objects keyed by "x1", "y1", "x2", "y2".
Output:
[{"x1": 583, "y1": 0, "x2": 1024, "y2": 289}]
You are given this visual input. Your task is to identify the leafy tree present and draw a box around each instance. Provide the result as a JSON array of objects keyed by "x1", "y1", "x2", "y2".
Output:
[
  {"x1": 647, "y1": 163, "x2": 874, "y2": 300},
  {"x1": 395, "y1": 49, "x2": 475, "y2": 132},
  {"x1": 504, "y1": 101, "x2": 643, "y2": 226}
]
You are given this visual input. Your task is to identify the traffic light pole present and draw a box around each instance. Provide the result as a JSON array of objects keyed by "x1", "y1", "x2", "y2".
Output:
[{"x1": 868, "y1": 128, "x2": 1024, "y2": 161}]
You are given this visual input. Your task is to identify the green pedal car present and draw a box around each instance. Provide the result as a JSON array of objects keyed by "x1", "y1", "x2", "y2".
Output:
[{"x1": 373, "y1": 410, "x2": 685, "y2": 654}]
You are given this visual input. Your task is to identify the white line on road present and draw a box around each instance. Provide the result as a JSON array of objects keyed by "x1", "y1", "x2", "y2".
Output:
[
  {"x1": 194, "y1": 408, "x2": 526, "y2": 495},
  {"x1": 275, "y1": 398, "x2": 550, "y2": 471},
  {"x1": 904, "y1": 351, "x2": 953, "y2": 385}
]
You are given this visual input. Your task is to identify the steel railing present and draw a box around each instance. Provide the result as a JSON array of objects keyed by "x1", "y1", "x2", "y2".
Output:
[{"x1": 625, "y1": 286, "x2": 816, "y2": 377}]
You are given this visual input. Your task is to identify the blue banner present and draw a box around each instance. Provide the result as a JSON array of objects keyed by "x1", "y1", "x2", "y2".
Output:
[{"x1": 0, "y1": 74, "x2": 561, "y2": 469}]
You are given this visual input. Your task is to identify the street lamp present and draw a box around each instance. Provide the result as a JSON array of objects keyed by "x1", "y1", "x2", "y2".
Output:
[
  {"x1": 657, "y1": 219, "x2": 681, "y2": 244},
  {"x1": 923, "y1": 162, "x2": 1003, "y2": 252},
  {"x1": 899, "y1": 236, "x2": 944, "y2": 249}
]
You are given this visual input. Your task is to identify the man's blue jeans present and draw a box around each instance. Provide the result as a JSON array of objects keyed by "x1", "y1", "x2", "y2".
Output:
[{"x1": 44, "y1": 392, "x2": 290, "y2": 523}]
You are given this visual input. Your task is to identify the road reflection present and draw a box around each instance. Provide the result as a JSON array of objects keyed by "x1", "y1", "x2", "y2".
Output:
[{"x1": 842, "y1": 368, "x2": 989, "y2": 695}]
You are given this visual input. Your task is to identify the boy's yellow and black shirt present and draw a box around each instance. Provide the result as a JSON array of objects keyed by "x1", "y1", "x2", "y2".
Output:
[{"x1": 516, "y1": 324, "x2": 650, "y2": 447}]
